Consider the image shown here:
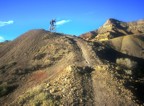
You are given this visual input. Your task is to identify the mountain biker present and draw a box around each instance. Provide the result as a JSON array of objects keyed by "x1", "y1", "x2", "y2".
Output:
[{"x1": 50, "y1": 19, "x2": 56, "y2": 31}]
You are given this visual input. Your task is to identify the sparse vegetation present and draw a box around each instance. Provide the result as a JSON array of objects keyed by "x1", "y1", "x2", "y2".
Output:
[{"x1": 15, "y1": 85, "x2": 61, "y2": 106}]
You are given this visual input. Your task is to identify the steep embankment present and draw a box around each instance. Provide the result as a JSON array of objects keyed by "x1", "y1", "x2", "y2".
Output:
[{"x1": 0, "y1": 29, "x2": 78, "y2": 105}]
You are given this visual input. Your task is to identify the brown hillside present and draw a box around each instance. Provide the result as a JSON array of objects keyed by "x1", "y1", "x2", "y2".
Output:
[{"x1": 0, "y1": 28, "x2": 144, "y2": 106}]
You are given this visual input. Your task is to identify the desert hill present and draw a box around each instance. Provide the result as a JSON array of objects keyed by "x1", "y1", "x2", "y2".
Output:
[
  {"x1": 0, "y1": 29, "x2": 102, "y2": 105},
  {"x1": 0, "y1": 19, "x2": 144, "y2": 106},
  {"x1": 81, "y1": 18, "x2": 144, "y2": 41}
]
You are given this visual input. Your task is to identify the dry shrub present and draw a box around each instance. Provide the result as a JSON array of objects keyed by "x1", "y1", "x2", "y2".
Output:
[{"x1": 116, "y1": 58, "x2": 137, "y2": 69}]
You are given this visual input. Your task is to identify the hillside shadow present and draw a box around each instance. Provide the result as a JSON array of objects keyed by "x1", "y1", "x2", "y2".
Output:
[
  {"x1": 96, "y1": 45, "x2": 144, "y2": 66},
  {"x1": 93, "y1": 43, "x2": 144, "y2": 104}
]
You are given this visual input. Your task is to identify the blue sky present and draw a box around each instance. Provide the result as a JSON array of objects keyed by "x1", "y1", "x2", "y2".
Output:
[{"x1": 0, "y1": 0, "x2": 144, "y2": 42}]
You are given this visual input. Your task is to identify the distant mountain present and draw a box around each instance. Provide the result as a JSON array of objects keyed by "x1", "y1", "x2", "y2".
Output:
[
  {"x1": 0, "y1": 19, "x2": 144, "y2": 106},
  {"x1": 80, "y1": 18, "x2": 144, "y2": 59},
  {"x1": 80, "y1": 18, "x2": 144, "y2": 41}
]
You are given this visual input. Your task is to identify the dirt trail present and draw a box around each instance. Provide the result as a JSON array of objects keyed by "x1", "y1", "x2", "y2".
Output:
[
  {"x1": 64, "y1": 37, "x2": 100, "y2": 105},
  {"x1": 74, "y1": 38, "x2": 101, "y2": 66}
]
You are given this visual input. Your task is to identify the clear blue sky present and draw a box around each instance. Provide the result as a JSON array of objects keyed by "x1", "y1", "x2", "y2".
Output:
[{"x1": 0, "y1": 0, "x2": 144, "y2": 42}]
